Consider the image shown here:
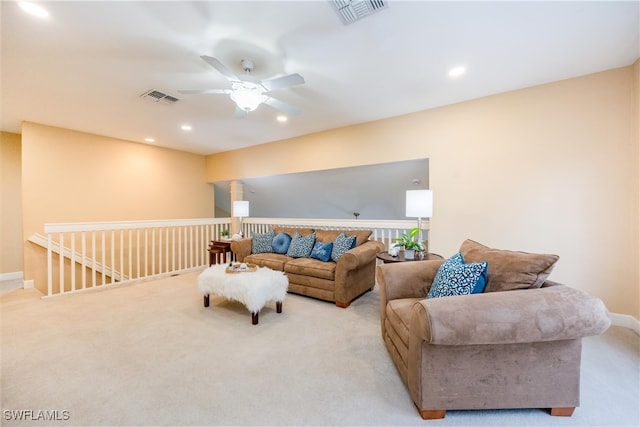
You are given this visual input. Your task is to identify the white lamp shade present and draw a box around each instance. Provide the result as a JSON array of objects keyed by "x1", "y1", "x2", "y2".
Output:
[
  {"x1": 230, "y1": 88, "x2": 267, "y2": 112},
  {"x1": 406, "y1": 190, "x2": 433, "y2": 218},
  {"x1": 233, "y1": 200, "x2": 249, "y2": 217}
]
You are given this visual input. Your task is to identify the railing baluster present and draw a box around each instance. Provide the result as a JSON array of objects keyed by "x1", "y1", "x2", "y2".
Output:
[
  {"x1": 92, "y1": 231, "x2": 97, "y2": 288},
  {"x1": 101, "y1": 231, "x2": 106, "y2": 286},
  {"x1": 59, "y1": 233, "x2": 64, "y2": 294},
  {"x1": 120, "y1": 230, "x2": 124, "y2": 282},
  {"x1": 136, "y1": 229, "x2": 141, "y2": 279},
  {"x1": 70, "y1": 232, "x2": 76, "y2": 292},
  {"x1": 82, "y1": 232, "x2": 87, "y2": 290},
  {"x1": 47, "y1": 233, "x2": 53, "y2": 296},
  {"x1": 110, "y1": 230, "x2": 115, "y2": 284},
  {"x1": 151, "y1": 228, "x2": 156, "y2": 276}
]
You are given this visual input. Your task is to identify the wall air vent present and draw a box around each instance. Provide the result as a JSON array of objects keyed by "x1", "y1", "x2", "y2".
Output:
[
  {"x1": 329, "y1": 0, "x2": 387, "y2": 25},
  {"x1": 140, "y1": 89, "x2": 179, "y2": 105}
]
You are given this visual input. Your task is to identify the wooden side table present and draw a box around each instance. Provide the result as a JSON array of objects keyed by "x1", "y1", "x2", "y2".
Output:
[
  {"x1": 208, "y1": 240, "x2": 235, "y2": 266},
  {"x1": 377, "y1": 251, "x2": 443, "y2": 263}
]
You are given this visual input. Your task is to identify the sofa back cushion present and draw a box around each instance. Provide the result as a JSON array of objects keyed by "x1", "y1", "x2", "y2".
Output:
[
  {"x1": 460, "y1": 239, "x2": 559, "y2": 292},
  {"x1": 273, "y1": 227, "x2": 315, "y2": 237},
  {"x1": 315, "y1": 229, "x2": 372, "y2": 247}
]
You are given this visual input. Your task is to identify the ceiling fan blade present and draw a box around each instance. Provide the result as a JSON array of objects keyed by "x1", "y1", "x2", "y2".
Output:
[
  {"x1": 260, "y1": 73, "x2": 305, "y2": 92},
  {"x1": 233, "y1": 106, "x2": 248, "y2": 119},
  {"x1": 177, "y1": 89, "x2": 231, "y2": 95},
  {"x1": 264, "y1": 97, "x2": 301, "y2": 115},
  {"x1": 200, "y1": 55, "x2": 241, "y2": 82}
]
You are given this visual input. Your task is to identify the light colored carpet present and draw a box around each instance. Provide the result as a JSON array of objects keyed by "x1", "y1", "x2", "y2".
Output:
[{"x1": 1, "y1": 271, "x2": 638, "y2": 426}]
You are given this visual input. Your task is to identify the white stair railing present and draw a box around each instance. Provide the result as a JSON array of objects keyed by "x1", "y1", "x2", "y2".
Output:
[
  {"x1": 37, "y1": 217, "x2": 429, "y2": 297},
  {"x1": 242, "y1": 218, "x2": 428, "y2": 251},
  {"x1": 39, "y1": 218, "x2": 231, "y2": 297}
]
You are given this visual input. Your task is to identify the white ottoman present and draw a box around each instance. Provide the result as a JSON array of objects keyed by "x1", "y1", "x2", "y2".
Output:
[{"x1": 198, "y1": 264, "x2": 289, "y2": 325}]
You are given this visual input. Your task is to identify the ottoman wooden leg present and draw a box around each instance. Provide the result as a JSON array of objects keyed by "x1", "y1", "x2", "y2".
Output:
[
  {"x1": 203, "y1": 295, "x2": 210, "y2": 307},
  {"x1": 252, "y1": 312, "x2": 259, "y2": 325},
  {"x1": 276, "y1": 301, "x2": 283, "y2": 313}
]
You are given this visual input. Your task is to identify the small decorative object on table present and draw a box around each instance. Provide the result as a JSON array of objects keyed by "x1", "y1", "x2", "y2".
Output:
[
  {"x1": 393, "y1": 227, "x2": 423, "y2": 260},
  {"x1": 226, "y1": 262, "x2": 257, "y2": 274}
]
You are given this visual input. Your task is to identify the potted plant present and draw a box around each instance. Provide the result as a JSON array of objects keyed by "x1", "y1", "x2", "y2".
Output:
[
  {"x1": 393, "y1": 227, "x2": 423, "y2": 260},
  {"x1": 220, "y1": 228, "x2": 230, "y2": 239}
]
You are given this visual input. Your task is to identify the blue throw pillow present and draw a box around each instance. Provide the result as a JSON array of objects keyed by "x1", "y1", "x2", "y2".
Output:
[
  {"x1": 272, "y1": 232, "x2": 292, "y2": 254},
  {"x1": 461, "y1": 253, "x2": 488, "y2": 294},
  {"x1": 331, "y1": 232, "x2": 357, "y2": 262},
  {"x1": 426, "y1": 253, "x2": 488, "y2": 299},
  {"x1": 286, "y1": 232, "x2": 316, "y2": 258},
  {"x1": 251, "y1": 230, "x2": 275, "y2": 254},
  {"x1": 310, "y1": 241, "x2": 333, "y2": 262}
]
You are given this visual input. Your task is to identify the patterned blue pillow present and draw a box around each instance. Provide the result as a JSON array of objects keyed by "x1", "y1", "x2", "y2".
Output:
[
  {"x1": 272, "y1": 232, "x2": 292, "y2": 254},
  {"x1": 310, "y1": 241, "x2": 333, "y2": 262},
  {"x1": 251, "y1": 230, "x2": 275, "y2": 254},
  {"x1": 286, "y1": 232, "x2": 316, "y2": 258},
  {"x1": 331, "y1": 232, "x2": 357, "y2": 262},
  {"x1": 427, "y1": 253, "x2": 488, "y2": 299}
]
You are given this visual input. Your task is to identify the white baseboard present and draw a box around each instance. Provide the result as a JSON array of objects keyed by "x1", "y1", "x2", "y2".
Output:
[
  {"x1": 23, "y1": 279, "x2": 34, "y2": 289},
  {"x1": 0, "y1": 271, "x2": 23, "y2": 282},
  {"x1": 610, "y1": 313, "x2": 640, "y2": 335},
  {"x1": 0, "y1": 271, "x2": 25, "y2": 292}
]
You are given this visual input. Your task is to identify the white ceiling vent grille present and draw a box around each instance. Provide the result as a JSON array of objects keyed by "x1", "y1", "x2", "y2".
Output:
[
  {"x1": 140, "y1": 89, "x2": 179, "y2": 105},
  {"x1": 330, "y1": 0, "x2": 387, "y2": 25}
]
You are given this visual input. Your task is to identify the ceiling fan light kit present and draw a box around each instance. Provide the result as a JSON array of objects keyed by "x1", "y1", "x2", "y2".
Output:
[
  {"x1": 229, "y1": 84, "x2": 267, "y2": 112},
  {"x1": 179, "y1": 55, "x2": 305, "y2": 116}
]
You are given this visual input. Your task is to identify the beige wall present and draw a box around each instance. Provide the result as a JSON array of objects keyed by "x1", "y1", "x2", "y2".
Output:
[
  {"x1": 206, "y1": 64, "x2": 640, "y2": 319},
  {"x1": 1, "y1": 131, "x2": 24, "y2": 275},
  {"x1": 22, "y1": 123, "x2": 214, "y2": 292}
]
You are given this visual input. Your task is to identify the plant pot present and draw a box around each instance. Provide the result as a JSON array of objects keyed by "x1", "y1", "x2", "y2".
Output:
[{"x1": 404, "y1": 249, "x2": 415, "y2": 260}]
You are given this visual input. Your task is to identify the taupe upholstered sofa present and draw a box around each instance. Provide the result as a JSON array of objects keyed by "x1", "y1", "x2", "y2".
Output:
[
  {"x1": 377, "y1": 239, "x2": 611, "y2": 419},
  {"x1": 231, "y1": 227, "x2": 384, "y2": 307}
]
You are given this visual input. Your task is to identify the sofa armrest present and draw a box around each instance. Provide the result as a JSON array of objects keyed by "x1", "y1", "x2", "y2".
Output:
[
  {"x1": 410, "y1": 284, "x2": 611, "y2": 346},
  {"x1": 333, "y1": 240, "x2": 384, "y2": 305},
  {"x1": 337, "y1": 240, "x2": 385, "y2": 271},
  {"x1": 377, "y1": 260, "x2": 445, "y2": 301},
  {"x1": 230, "y1": 238, "x2": 252, "y2": 262}
]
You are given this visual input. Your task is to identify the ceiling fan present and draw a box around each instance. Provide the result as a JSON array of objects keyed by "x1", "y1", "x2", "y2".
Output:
[{"x1": 179, "y1": 55, "x2": 305, "y2": 118}]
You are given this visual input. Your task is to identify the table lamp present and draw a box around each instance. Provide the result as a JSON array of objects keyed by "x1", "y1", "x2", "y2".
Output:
[
  {"x1": 233, "y1": 200, "x2": 249, "y2": 237},
  {"x1": 406, "y1": 190, "x2": 433, "y2": 253}
]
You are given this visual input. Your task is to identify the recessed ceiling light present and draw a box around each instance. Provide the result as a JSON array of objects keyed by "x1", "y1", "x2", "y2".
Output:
[
  {"x1": 181, "y1": 124, "x2": 192, "y2": 131},
  {"x1": 144, "y1": 137, "x2": 155, "y2": 143},
  {"x1": 18, "y1": 2, "x2": 49, "y2": 18},
  {"x1": 276, "y1": 115, "x2": 288, "y2": 123},
  {"x1": 448, "y1": 66, "x2": 466, "y2": 78}
]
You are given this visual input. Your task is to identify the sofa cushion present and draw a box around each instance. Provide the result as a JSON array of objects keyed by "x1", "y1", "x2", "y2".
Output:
[
  {"x1": 427, "y1": 253, "x2": 488, "y2": 299},
  {"x1": 460, "y1": 239, "x2": 559, "y2": 292},
  {"x1": 284, "y1": 257, "x2": 336, "y2": 281},
  {"x1": 273, "y1": 227, "x2": 315, "y2": 237},
  {"x1": 272, "y1": 232, "x2": 292, "y2": 254},
  {"x1": 287, "y1": 232, "x2": 316, "y2": 258},
  {"x1": 331, "y1": 232, "x2": 357, "y2": 262},
  {"x1": 244, "y1": 253, "x2": 292, "y2": 271},
  {"x1": 310, "y1": 241, "x2": 333, "y2": 262},
  {"x1": 252, "y1": 230, "x2": 276, "y2": 254},
  {"x1": 386, "y1": 298, "x2": 421, "y2": 349},
  {"x1": 315, "y1": 229, "x2": 372, "y2": 247}
]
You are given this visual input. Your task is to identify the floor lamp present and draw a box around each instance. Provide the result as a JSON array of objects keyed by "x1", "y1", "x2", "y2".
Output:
[
  {"x1": 233, "y1": 200, "x2": 249, "y2": 237},
  {"x1": 406, "y1": 190, "x2": 433, "y2": 254}
]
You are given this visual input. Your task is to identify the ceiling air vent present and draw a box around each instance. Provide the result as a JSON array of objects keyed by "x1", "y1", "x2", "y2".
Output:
[
  {"x1": 140, "y1": 89, "x2": 179, "y2": 105},
  {"x1": 329, "y1": 0, "x2": 387, "y2": 25}
]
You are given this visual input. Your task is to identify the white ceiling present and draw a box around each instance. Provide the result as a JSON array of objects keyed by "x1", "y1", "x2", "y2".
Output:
[{"x1": 2, "y1": 1, "x2": 638, "y2": 156}]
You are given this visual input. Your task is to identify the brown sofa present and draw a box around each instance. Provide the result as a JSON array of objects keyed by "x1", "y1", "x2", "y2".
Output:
[
  {"x1": 377, "y1": 239, "x2": 611, "y2": 419},
  {"x1": 231, "y1": 227, "x2": 384, "y2": 307}
]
